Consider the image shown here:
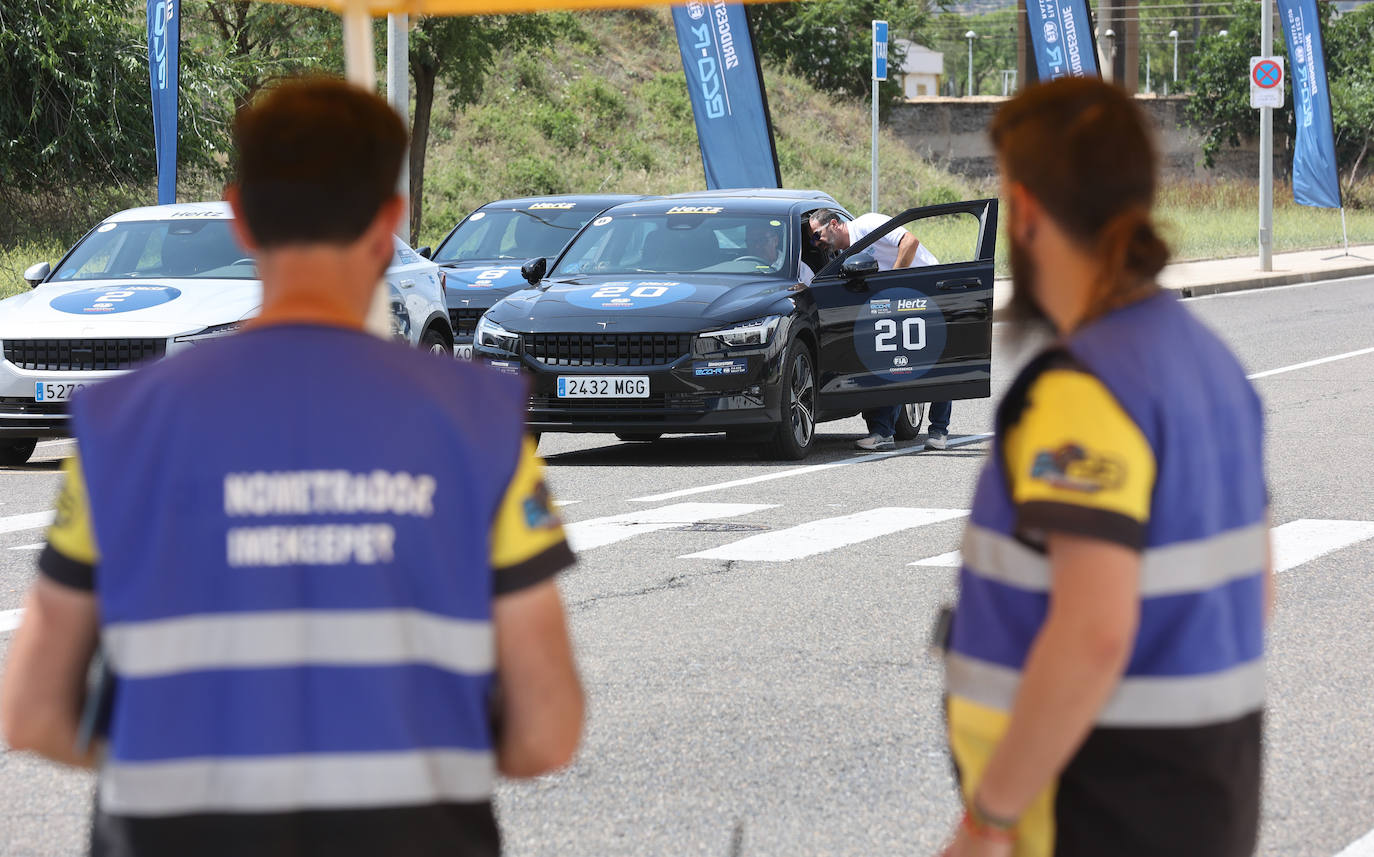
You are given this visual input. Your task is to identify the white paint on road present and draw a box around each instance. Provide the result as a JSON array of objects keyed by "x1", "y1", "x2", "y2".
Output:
[
  {"x1": 0, "y1": 511, "x2": 54, "y2": 535},
  {"x1": 1335, "y1": 827, "x2": 1374, "y2": 857},
  {"x1": 1247, "y1": 346, "x2": 1374, "y2": 380},
  {"x1": 683, "y1": 508, "x2": 968, "y2": 562},
  {"x1": 1273, "y1": 519, "x2": 1374, "y2": 574},
  {"x1": 1, "y1": 608, "x2": 24, "y2": 633},
  {"x1": 631, "y1": 434, "x2": 992, "y2": 503},
  {"x1": 566, "y1": 503, "x2": 775, "y2": 552},
  {"x1": 8, "y1": 543, "x2": 43, "y2": 552},
  {"x1": 910, "y1": 550, "x2": 963, "y2": 567}
]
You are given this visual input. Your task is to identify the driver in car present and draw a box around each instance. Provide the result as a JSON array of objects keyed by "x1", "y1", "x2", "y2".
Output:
[
  {"x1": 808, "y1": 209, "x2": 949, "y2": 452},
  {"x1": 746, "y1": 220, "x2": 814, "y2": 285}
]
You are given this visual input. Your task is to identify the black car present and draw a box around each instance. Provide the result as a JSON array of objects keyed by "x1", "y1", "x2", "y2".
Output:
[
  {"x1": 473, "y1": 189, "x2": 997, "y2": 459},
  {"x1": 428, "y1": 195, "x2": 644, "y2": 358}
]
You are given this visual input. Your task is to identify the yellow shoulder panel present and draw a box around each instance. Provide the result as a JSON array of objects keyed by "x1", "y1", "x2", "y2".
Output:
[
  {"x1": 47, "y1": 454, "x2": 100, "y2": 566},
  {"x1": 490, "y1": 436, "x2": 568, "y2": 572}
]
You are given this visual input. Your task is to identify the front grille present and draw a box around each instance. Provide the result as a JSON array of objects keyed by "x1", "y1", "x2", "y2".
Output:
[
  {"x1": 3, "y1": 339, "x2": 166, "y2": 371},
  {"x1": 449, "y1": 308, "x2": 483, "y2": 338},
  {"x1": 529, "y1": 392, "x2": 709, "y2": 422},
  {"x1": 0, "y1": 397, "x2": 67, "y2": 415},
  {"x1": 521, "y1": 333, "x2": 692, "y2": 367}
]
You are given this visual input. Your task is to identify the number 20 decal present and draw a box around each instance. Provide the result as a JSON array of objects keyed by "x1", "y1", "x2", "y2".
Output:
[
  {"x1": 874, "y1": 317, "x2": 926, "y2": 352},
  {"x1": 591, "y1": 285, "x2": 669, "y2": 299}
]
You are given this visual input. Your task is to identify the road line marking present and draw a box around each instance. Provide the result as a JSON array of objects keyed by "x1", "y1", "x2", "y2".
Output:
[
  {"x1": 0, "y1": 511, "x2": 54, "y2": 535},
  {"x1": 36, "y1": 439, "x2": 75, "y2": 448},
  {"x1": 1273, "y1": 519, "x2": 1374, "y2": 574},
  {"x1": 631, "y1": 434, "x2": 992, "y2": 503},
  {"x1": 8, "y1": 543, "x2": 43, "y2": 551},
  {"x1": 553, "y1": 500, "x2": 580, "y2": 507},
  {"x1": 566, "y1": 502, "x2": 775, "y2": 552},
  {"x1": 1247, "y1": 346, "x2": 1374, "y2": 380},
  {"x1": 1, "y1": 608, "x2": 24, "y2": 633},
  {"x1": 683, "y1": 508, "x2": 968, "y2": 562},
  {"x1": 910, "y1": 549, "x2": 963, "y2": 567},
  {"x1": 1335, "y1": 827, "x2": 1374, "y2": 857}
]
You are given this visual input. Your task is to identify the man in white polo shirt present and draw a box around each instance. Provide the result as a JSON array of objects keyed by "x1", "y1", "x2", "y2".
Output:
[{"x1": 809, "y1": 209, "x2": 951, "y2": 451}]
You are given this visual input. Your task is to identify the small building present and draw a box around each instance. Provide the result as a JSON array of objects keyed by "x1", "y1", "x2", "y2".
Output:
[{"x1": 896, "y1": 40, "x2": 944, "y2": 99}]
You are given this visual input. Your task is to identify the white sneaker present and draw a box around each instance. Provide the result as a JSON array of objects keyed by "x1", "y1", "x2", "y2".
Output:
[
  {"x1": 855, "y1": 433, "x2": 895, "y2": 451},
  {"x1": 924, "y1": 432, "x2": 948, "y2": 451}
]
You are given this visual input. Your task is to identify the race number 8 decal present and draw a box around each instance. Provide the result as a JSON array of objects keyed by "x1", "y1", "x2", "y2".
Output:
[
  {"x1": 874, "y1": 317, "x2": 926, "y2": 352},
  {"x1": 592, "y1": 285, "x2": 670, "y2": 299}
]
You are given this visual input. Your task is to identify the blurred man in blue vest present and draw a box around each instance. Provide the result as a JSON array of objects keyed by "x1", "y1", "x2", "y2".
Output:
[
  {"x1": 934, "y1": 78, "x2": 1270, "y2": 857},
  {"x1": 1, "y1": 78, "x2": 584, "y2": 857}
]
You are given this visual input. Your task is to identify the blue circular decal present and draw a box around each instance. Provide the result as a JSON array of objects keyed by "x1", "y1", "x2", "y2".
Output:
[
  {"x1": 456, "y1": 267, "x2": 522, "y2": 289},
  {"x1": 853, "y1": 288, "x2": 947, "y2": 382},
  {"x1": 50, "y1": 285, "x2": 182, "y2": 315},
  {"x1": 565, "y1": 281, "x2": 696, "y2": 311}
]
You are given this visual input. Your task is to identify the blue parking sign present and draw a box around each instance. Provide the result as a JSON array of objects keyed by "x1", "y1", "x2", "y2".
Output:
[{"x1": 873, "y1": 21, "x2": 888, "y2": 81}]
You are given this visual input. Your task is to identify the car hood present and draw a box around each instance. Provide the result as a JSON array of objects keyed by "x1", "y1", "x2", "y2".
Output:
[
  {"x1": 488, "y1": 274, "x2": 798, "y2": 334},
  {"x1": 439, "y1": 262, "x2": 531, "y2": 308},
  {"x1": 0, "y1": 278, "x2": 260, "y2": 339}
]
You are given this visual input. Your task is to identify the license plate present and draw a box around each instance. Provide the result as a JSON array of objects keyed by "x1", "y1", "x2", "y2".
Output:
[
  {"x1": 35, "y1": 381, "x2": 87, "y2": 402},
  {"x1": 454, "y1": 344, "x2": 474, "y2": 361},
  {"x1": 557, "y1": 376, "x2": 650, "y2": 398}
]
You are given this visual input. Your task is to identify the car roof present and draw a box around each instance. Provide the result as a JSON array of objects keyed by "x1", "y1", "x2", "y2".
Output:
[
  {"x1": 599, "y1": 189, "x2": 843, "y2": 217},
  {"x1": 478, "y1": 194, "x2": 648, "y2": 212},
  {"x1": 102, "y1": 201, "x2": 232, "y2": 223}
]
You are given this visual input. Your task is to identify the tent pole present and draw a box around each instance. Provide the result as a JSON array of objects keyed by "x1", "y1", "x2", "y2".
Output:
[{"x1": 343, "y1": 1, "x2": 375, "y2": 89}]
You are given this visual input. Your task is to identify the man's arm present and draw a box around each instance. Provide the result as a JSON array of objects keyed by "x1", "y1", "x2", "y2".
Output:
[
  {"x1": 965, "y1": 532, "x2": 1139, "y2": 820},
  {"x1": 0, "y1": 578, "x2": 102, "y2": 768},
  {"x1": 894, "y1": 231, "x2": 920, "y2": 268},
  {"x1": 492, "y1": 580, "x2": 583, "y2": 777}
]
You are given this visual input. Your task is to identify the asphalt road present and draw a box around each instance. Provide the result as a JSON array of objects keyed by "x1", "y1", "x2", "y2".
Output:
[{"x1": 1, "y1": 275, "x2": 1372, "y2": 857}]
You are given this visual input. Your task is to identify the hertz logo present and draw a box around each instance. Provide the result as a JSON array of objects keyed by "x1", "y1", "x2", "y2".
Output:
[
  {"x1": 528, "y1": 202, "x2": 576, "y2": 210},
  {"x1": 666, "y1": 205, "x2": 723, "y2": 215}
]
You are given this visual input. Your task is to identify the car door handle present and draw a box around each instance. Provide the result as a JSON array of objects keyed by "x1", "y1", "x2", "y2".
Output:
[
  {"x1": 937, "y1": 277, "x2": 981, "y2": 290},
  {"x1": 399, "y1": 279, "x2": 415, "y2": 289}
]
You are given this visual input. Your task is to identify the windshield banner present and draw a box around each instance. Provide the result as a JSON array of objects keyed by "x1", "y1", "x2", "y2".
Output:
[
  {"x1": 671, "y1": 1, "x2": 781, "y2": 189},
  {"x1": 1277, "y1": 0, "x2": 1342, "y2": 208},
  {"x1": 147, "y1": 0, "x2": 180, "y2": 205},
  {"x1": 1024, "y1": 0, "x2": 1100, "y2": 81}
]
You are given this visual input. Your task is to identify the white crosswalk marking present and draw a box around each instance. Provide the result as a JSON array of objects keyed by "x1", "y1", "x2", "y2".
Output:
[
  {"x1": 1273, "y1": 519, "x2": 1374, "y2": 574},
  {"x1": 683, "y1": 508, "x2": 968, "y2": 562},
  {"x1": 1335, "y1": 827, "x2": 1374, "y2": 857},
  {"x1": 566, "y1": 503, "x2": 776, "y2": 552},
  {"x1": 0, "y1": 511, "x2": 54, "y2": 535},
  {"x1": 7, "y1": 543, "x2": 43, "y2": 552},
  {"x1": 1, "y1": 608, "x2": 24, "y2": 633},
  {"x1": 910, "y1": 550, "x2": 962, "y2": 568}
]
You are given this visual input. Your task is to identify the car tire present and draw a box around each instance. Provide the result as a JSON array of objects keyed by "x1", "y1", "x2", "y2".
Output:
[
  {"x1": 615, "y1": 432, "x2": 662, "y2": 443},
  {"x1": 762, "y1": 337, "x2": 817, "y2": 461},
  {"x1": 894, "y1": 403, "x2": 926, "y2": 441},
  {"x1": 420, "y1": 327, "x2": 451, "y2": 357},
  {"x1": 0, "y1": 438, "x2": 38, "y2": 466}
]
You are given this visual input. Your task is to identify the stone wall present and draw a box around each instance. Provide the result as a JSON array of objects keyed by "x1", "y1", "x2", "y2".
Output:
[{"x1": 889, "y1": 95, "x2": 1280, "y2": 181}]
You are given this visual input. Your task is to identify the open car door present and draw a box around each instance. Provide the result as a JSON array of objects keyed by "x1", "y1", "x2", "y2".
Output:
[{"x1": 810, "y1": 199, "x2": 997, "y2": 414}]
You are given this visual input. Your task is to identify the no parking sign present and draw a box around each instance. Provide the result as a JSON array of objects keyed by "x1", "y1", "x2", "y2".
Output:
[{"x1": 1250, "y1": 56, "x2": 1285, "y2": 108}]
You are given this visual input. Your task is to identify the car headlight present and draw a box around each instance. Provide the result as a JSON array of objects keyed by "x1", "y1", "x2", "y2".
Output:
[
  {"x1": 475, "y1": 315, "x2": 520, "y2": 353},
  {"x1": 174, "y1": 321, "x2": 246, "y2": 344},
  {"x1": 698, "y1": 315, "x2": 782, "y2": 348}
]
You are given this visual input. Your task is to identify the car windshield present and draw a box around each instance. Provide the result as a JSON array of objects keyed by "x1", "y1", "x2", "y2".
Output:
[
  {"x1": 433, "y1": 208, "x2": 594, "y2": 264},
  {"x1": 550, "y1": 211, "x2": 794, "y2": 278},
  {"x1": 52, "y1": 219, "x2": 255, "y2": 282}
]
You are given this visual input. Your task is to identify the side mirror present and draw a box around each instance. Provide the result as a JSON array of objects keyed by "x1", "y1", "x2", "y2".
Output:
[
  {"x1": 416, "y1": 246, "x2": 432, "y2": 260},
  {"x1": 840, "y1": 252, "x2": 879, "y2": 279},
  {"x1": 520, "y1": 257, "x2": 548, "y2": 286},
  {"x1": 23, "y1": 262, "x2": 51, "y2": 288}
]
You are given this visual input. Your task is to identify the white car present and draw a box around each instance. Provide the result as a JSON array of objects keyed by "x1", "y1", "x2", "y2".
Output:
[{"x1": 0, "y1": 202, "x2": 452, "y2": 465}]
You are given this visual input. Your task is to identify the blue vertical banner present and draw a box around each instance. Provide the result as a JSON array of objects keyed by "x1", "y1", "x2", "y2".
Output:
[
  {"x1": 671, "y1": 1, "x2": 781, "y2": 189},
  {"x1": 1024, "y1": 0, "x2": 1100, "y2": 81},
  {"x1": 147, "y1": 0, "x2": 180, "y2": 205},
  {"x1": 1276, "y1": 0, "x2": 1341, "y2": 208}
]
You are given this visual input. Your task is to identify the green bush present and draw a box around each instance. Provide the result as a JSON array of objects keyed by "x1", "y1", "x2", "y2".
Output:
[{"x1": 502, "y1": 156, "x2": 569, "y2": 197}]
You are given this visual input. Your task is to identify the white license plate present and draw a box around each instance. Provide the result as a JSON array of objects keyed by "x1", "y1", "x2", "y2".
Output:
[
  {"x1": 35, "y1": 381, "x2": 87, "y2": 402},
  {"x1": 557, "y1": 376, "x2": 650, "y2": 398},
  {"x1": 454, "y1": 344, "x2": 474, "y2": 361}
]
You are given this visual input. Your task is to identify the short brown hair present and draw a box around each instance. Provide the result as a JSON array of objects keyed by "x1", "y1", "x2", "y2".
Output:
[
  {"x1": 990, "y1": 78, "x2": 1168, "y2": 322},
  {"x1": 232, "y1": 77, "x2": 407, "y2": 248}
]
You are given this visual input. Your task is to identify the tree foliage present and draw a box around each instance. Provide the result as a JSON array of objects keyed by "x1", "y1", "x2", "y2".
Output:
[
  {"x1": 749, "y1": 0, "x2": 935, "y2": 102},
  {"x1": 1324, "y1": 2, "x2": 1374, "y2": 192}
]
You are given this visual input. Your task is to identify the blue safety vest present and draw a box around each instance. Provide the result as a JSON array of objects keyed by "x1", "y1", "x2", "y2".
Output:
[
  {"x1": 71, "y1": 325, "x2": 525, "y2": 817},
  {"x1": 948, "y1": 293, "x2": 1268, "y2": 728}
]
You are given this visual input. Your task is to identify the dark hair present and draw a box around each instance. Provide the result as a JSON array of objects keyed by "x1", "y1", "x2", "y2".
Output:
[
  {"x1": 989, "y1": 77, "x2": 1168, "y2": 322},
  {"x1": 808, "y1": 208, "x2": 843, "y2": 226},
  {"x1": 232, "y1": 77, "x2": 407, "y2": 248}
]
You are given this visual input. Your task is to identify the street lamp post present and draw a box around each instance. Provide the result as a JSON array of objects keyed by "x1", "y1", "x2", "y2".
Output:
[
  {"x1": 1169, "y1": 29, "x2": 1179, "y2": 84},
  {"x1": 965, "y1": 30, "x2": 976, "y2": 96}
]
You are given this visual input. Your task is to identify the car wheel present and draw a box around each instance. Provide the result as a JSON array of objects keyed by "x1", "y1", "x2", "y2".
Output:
[
  {"x1": 420, "y1": 327, "x2": 451, "y2": 357},
  {"x1": 615, "y1": 432, "x2": 662, "y2": 443},
  {"x1": 0, "y1": 438, "x2": 38, "y2": 466},
  {"x1": 894, "y1": 403, "x2": 925, "y2": 441},
  {"x1": 762, "y1": 337, "x2": 817, "y2": 461}
]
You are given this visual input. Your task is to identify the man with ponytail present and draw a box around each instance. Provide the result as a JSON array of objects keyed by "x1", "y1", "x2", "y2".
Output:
[{"x1": 936, "y1": 77, "x2": 1270, "y2": 857}]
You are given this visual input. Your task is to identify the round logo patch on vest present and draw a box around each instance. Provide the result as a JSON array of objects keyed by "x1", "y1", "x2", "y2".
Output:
[
  {"x1": 853, "y1": 287, "x2": 947, "y2": 381},
  {"x1": 50, "y1": 285, "x2": 182, "y2": 315},
  {"x1": 565, "y1": 281, "x2": 695, "y2": 311}
]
